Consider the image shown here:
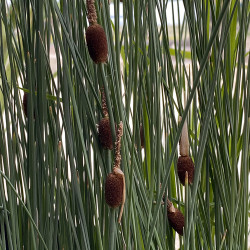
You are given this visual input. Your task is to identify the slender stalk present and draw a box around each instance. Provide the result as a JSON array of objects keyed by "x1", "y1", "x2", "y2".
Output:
[{"x1": 108, "y1": 209, "x2": 116, "y2": 250}]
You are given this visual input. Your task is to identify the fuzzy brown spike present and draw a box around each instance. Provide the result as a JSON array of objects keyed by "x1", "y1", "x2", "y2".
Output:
[
  {"x1": 105, "y1": 121, "x2": 126, "y2": 223},
  {"x1": 113, "y1": 122, "x2": 123, "y2": 169},
  {"x1": 105, "y1": 168, "x2": 124, "y2": 208},
  {"x1": 86, "y1": 0, "x2": 97, "y2": 25},
  {"x1": 86, "y1": 24, "x2": 108, "y2": 63},
  {"x1": 167, "y1": 199, "x2": 185, "y2": 235},
  {"x1": 98, "y1": 117, "x2": 113, "y2": 150},
  {"x1": 86, "y1": 0, "x2": 108, "y2": 64},
  {"x1": 177, "y1": 156, "x2": 194, "y2": 185},
  {"x1": 98, "y1": 89, "x2": 112, "y2": 149}
]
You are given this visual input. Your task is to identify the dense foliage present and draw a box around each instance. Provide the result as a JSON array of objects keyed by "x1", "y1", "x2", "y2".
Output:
[{"x1": 0, "y1": 0, "x2": 249, "y2": 249}]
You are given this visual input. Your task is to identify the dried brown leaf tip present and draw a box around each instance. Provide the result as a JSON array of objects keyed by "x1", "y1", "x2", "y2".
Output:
[
  {"x1": 23, "y1": 92, "x2": 28, "y2": 117},
  {"x1": 178, "y1": 116, "x2": 189, "y2": 157},
  {"x1": 167, "y1": 199, "x2": 185, "y2": 236},
  {"x1": 86, "y1": 0, "x2": 108, "y2": 64},
  {"x1": 23, "y1": 92, "x2": 35, "y2": 119},
  {"x1": 177, "y1": 156, "x2": 194, "y2": 185},
  {"x1": 105, "y1": 122, "x2": 126, "y2": 223}
]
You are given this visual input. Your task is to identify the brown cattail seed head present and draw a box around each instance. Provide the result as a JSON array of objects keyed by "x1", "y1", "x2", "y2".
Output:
[
  {"x1": 167, "y1": 201, "x2": 185, "y2": 235},
  {"x1": 140, "y1": 125, "x2": 144, "y2": 148},
  {"x1": 177, "y1": 156, "x2": 194, "y2": 185},
  {"x1": 86, "y1": 0, "x2": 97, "y2": 25},
  {"x1": 86, "y1": 24, "x2": 108, "y2": 64},
  {"x1": 113, "y1": 122, "x2": 123, "y2": 169},
  {"x1": 179, "y1": 116, "x2": 189, "y2": 156},
  {"x1": 23, "y1": 92, "x2": 28, "y2": 117},
  {"x1": 98, "y1": 117, "x2": 113, "y2": 150},
  {"x1": 105, "y1": 168, "x2": 124, "y2": 208}
]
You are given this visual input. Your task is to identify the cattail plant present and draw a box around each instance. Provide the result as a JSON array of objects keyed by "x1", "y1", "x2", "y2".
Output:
[
  {"x1": 85, "y1": 0, "x2": 108, "y2": 63},
  {"x1": 167, "y1": 199, "x2": 185, "y2": 236},
  {"x1": 105, "y1": 122, "x2": 125, "y2": 223},
  {"x1": 177, "y1": 116, "x2": 194, "y2": 185},
  {"x1": 98, "y1": 89, "x2": 114, "y2": 150},
  {"x1": 1, "y1": 0, "x2": 248, "y2": 249}
]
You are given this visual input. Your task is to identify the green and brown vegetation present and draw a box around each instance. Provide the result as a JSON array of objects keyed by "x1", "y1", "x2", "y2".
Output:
[{"x1": 0, "y1": 0, "x2": 249, "y2": 249}]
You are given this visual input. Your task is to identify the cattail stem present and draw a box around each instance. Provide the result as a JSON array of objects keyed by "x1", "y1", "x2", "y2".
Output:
[
  {"x1": 108, "y1": 209, "x2": 116, "y2": 250},
  {"x1": 86, "y1": 0, "x2": 97, "y2": 25}
]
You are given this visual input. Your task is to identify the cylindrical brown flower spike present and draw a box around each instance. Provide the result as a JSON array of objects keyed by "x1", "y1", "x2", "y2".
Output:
[
  {"x1": 98, "y1": 89, "x2": 113, "y2": 150},
  {"x1": 98, "y1": 117, "x2": 113, "y2": 150},
  {"x1": 105, "y1": 122, "x2": 125, "y2": 223},
  {"x1": 177, "y1": 156, "x2": 194, "y2": 185},
  {"x1": 105, "y1": 167, "x2": 124, "y2": 208},
  {"x1": 86, "y1": 0, "x2": 108, "y2": 63},
  {"x1": 167, "y1": 199, "x2": 185, "y2": 236}
]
